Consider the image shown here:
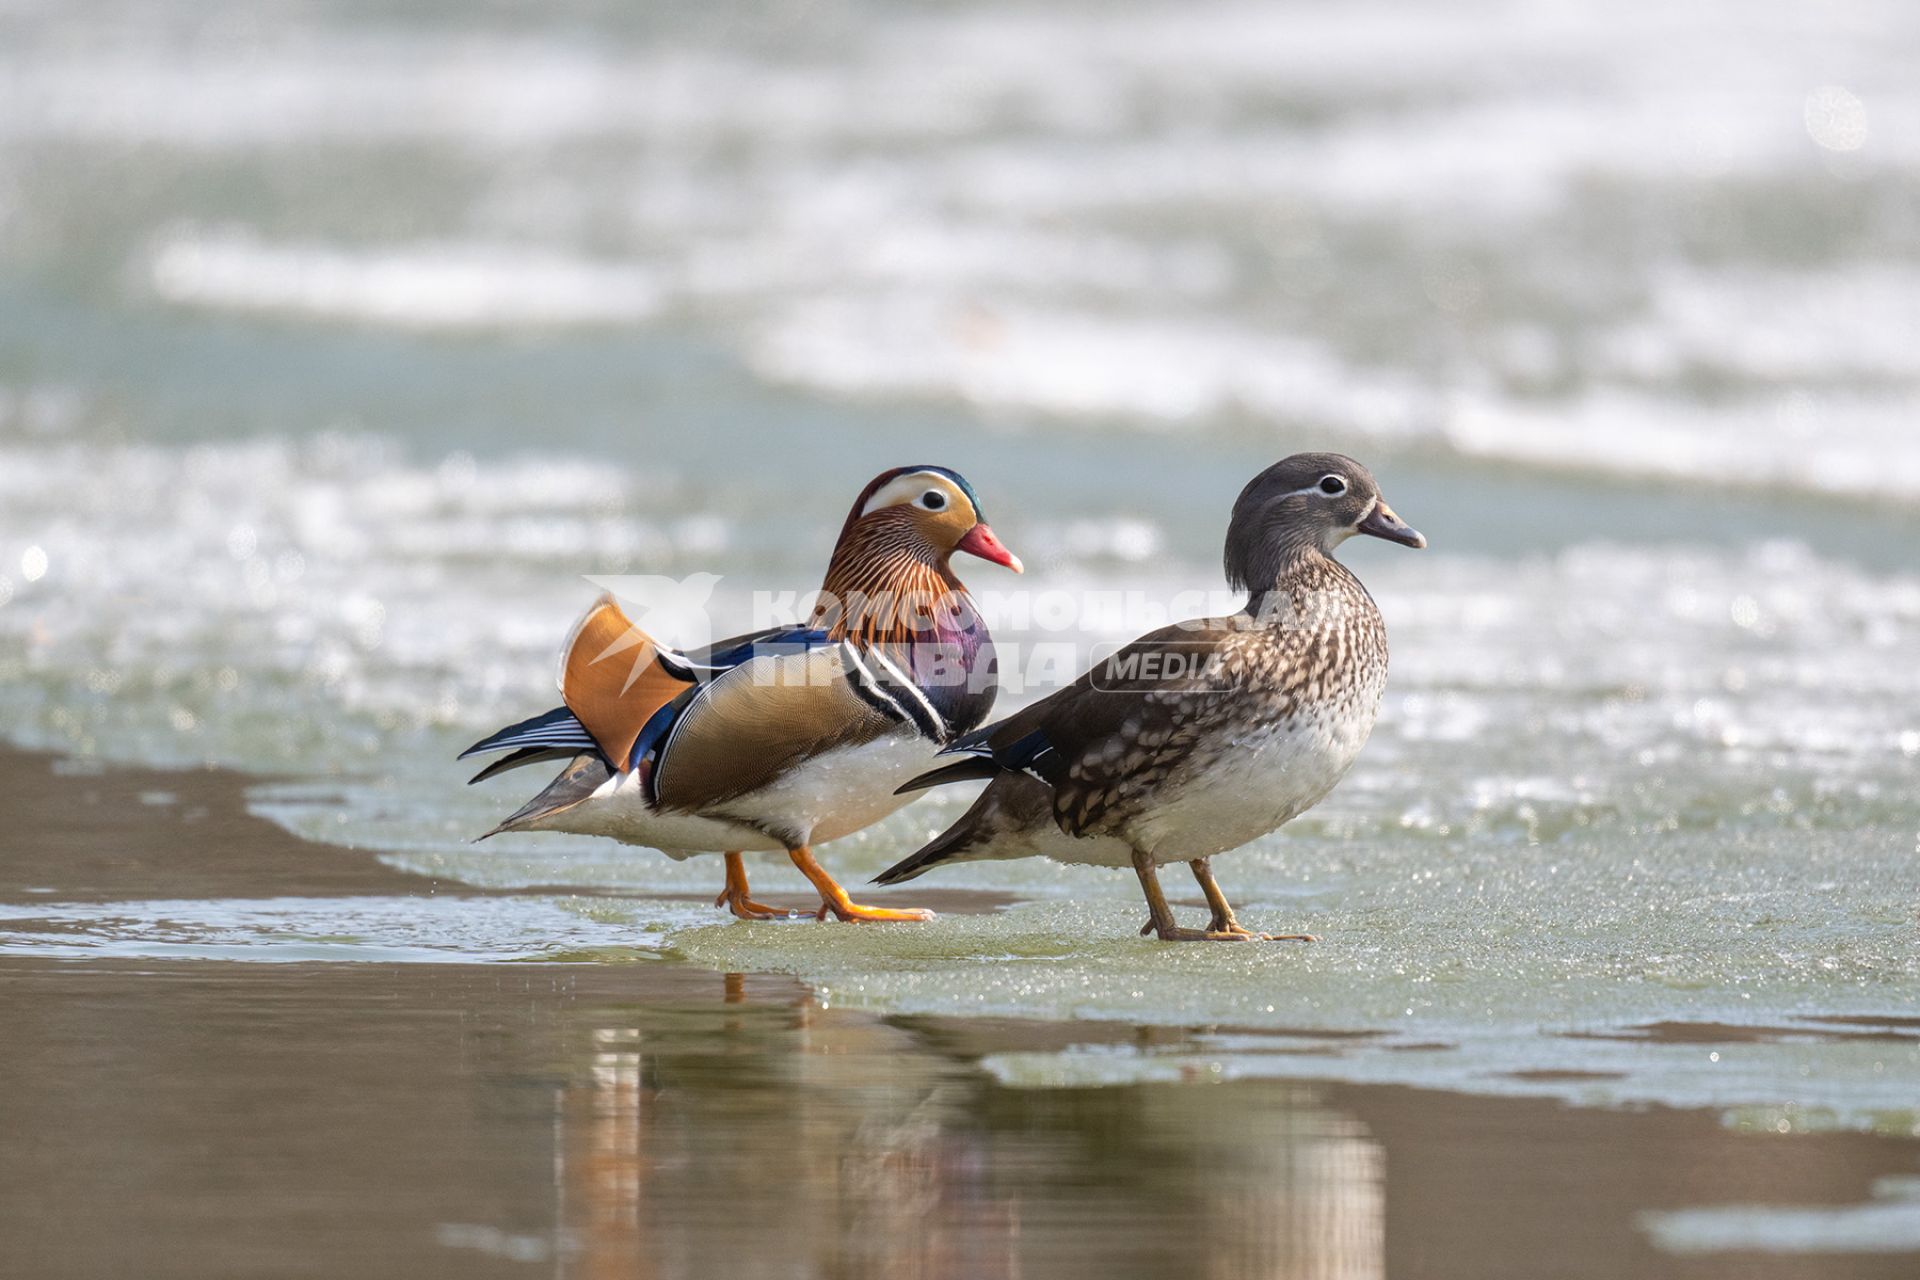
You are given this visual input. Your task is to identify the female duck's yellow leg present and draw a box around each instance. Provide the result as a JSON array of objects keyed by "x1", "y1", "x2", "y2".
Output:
[
  {"x1": 1133, "y1": 850, "x2": 1300, "y2": 942},
  {"x1": 713, "y1": 851, "x2": 797, "y2": 921},
  {"x1": 1189, "y1": 857, "x2": 1315, "y2": 942},
  {"x1": 787, "y1": 845, "x2": 934, "y2": 922}
]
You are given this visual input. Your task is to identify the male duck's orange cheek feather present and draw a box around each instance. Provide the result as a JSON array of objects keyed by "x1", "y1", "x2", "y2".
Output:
[
  {"x1": 955, "y1": 523, "x2": 1023, "y2": 573},
  {"x1": 559, "y1": 594, "x2": 695, "y2": 768}
]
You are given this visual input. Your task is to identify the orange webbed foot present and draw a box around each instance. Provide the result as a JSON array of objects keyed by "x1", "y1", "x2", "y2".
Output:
[
  {"x1": 815, "y1": 900, "x2": 936, "y2": 924},
  {"x1": 714, "y1": 888, "x2": 798, "y2": 921},
  {"x1": 787, "y1": 845, "x2": 934, "y2": 924},
  {"x1": 715, "y1": 851, "x2": 799, "y2": 921}
]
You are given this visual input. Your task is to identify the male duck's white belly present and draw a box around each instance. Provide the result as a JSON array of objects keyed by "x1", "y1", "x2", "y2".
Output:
[
  {"x1": 523, "y1": 769, "x2": 775, "y2": 856},
  {"x1": 711, "y1": 726, "x2": 937, "y2": 847}
]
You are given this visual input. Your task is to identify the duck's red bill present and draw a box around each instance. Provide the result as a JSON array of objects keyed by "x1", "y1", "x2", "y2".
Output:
[{"x1": 956, "y1": 523, "x2": 1023, "y2": 573}]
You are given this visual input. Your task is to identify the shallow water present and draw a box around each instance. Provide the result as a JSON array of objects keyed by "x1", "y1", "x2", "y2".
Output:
[
  {"x1": 7, "y1": 955, "x2": 1920, "y2": 1280},
  {"x1": 1, "y1": 0, "x2": 1919, "y2": 1261}
]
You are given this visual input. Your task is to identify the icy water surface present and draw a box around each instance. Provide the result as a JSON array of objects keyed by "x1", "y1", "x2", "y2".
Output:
[
  {"x1": 4, "y1": 747, "x2": 1916, "y2": 1160},
  {"x1": 0, "y1": 740, "x2": 1916, "y2": 1279},
  {"x1": 1, "y1": 0, "x2": 1918, "y2": 1259},
  {"x1": 11, "y1": 956, "x2": 1919, "y2": 1280}
]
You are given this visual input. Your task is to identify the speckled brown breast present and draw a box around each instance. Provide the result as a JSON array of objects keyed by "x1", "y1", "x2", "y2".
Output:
[{"x1": 1053, "y1": 556, "x2": 1388, "y2": 845}]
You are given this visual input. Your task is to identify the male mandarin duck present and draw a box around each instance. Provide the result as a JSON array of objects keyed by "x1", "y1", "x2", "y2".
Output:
[
  {"x1": 462, "y1": 466, "x2": 1021, "y2": 923},
  {"x1": 875, "y1": 453, "x2": 1423, "y2": 942}
]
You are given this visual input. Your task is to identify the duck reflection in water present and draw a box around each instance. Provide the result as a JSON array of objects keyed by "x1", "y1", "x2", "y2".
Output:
[{"x1": 542, "y1": 973, "x2": 1385, "y2": 1280}]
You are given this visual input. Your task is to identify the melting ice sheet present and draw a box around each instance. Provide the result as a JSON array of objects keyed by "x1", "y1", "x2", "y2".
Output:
[
  {"x1": 1643, "y1": 1177, "x2": 1920, "y2": 1255},
  {"x1": 0, "y1": 895, "x2": 690, "y2": 964}
]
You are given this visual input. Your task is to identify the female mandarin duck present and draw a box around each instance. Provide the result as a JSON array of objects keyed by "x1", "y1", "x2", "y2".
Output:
[
  {"x1": 876, "y1": 453, "x2": 1423, "y2": 941},
  {"x1": 462, "y1": 466, "x2": 1021, "y2": 923}
]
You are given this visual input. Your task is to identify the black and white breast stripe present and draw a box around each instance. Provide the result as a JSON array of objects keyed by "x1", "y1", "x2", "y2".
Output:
[{"x1": 844, "y1": 644, "x2": 947, "y2": 742}]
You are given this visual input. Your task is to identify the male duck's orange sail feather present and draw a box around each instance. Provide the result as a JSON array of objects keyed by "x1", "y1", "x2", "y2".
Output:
[{"x1": 558, "y1": 595, "x2": 694, "y2": 769}]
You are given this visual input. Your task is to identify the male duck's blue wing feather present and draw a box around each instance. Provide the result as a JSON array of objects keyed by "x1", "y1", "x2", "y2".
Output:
[
  {"x1": 632, "y1": 624, "x2": 841, "y2": 784},
  {"x1": 678, "y1": 625, "x2": 831, "y2": 671}
]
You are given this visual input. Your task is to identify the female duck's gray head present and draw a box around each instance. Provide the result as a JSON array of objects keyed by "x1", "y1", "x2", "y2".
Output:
[{"x1": 1224, "y1": 452, "x2": 1425, "y2": 591}]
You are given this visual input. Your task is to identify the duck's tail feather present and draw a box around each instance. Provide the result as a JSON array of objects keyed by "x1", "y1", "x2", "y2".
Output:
[
  {"x1": 459, "y1": 706, "x2": 595, "y2": 760},
  {"x1": 476, "y1": 753, "x2": 610, "y2": 841},
  {"x1": 872, "y1": 818, "x2": 984, "y2": 885},
  {"x1": 466, "y1": 746, "x2": 580, "y2": 785},
  {"x1": 893, "y1": 755, "x2": 1000, "y2": 795},
  {"x1": 877, "y1": 772, "x2": 1057, "y2": 884}
]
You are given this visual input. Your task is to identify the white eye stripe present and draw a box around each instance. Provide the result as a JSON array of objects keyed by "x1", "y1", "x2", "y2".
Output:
[
  {"x1": 859, "y1": 471, "x2": 968, "y2": 517},
  {"x1": 1271, "y1": 475, "x2": 1352, "y2": 501}
]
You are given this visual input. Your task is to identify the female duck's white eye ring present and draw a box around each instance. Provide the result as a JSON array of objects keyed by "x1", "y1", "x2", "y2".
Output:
[
  {"x1": 1318, "y1": 475, "x2": 1348, "y2": 496},
  {"x1": 919, "y1": 489, "x2": 948, "y2": 511}
]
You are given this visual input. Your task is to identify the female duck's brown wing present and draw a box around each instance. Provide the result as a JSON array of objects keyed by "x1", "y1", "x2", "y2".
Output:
[{"x1": 962, "y1": 619, "x2": 1242, "y2": 838}]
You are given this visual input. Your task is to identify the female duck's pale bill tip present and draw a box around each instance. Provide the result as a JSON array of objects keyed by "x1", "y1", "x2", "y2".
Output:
[{"x1": 1357, "y1": 502, "x2": 1426, "y2": 550}]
